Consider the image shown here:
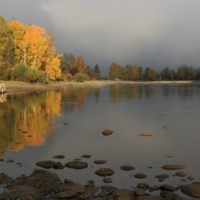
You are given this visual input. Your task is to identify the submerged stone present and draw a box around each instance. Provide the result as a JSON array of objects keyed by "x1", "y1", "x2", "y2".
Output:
[
  {"x1": 162, "y1": 165, "x2": 186, "y2": 170},
  {"x1": 95, "y1": 168, "x2": 114, "y2": 177},
  {"x1": 163, "y1": 126, "x2": 172, "y2": 129},
  {"x1": 120, "y1": 165, "x2": 135, "y2": 171},
  {"x1": 94, "y1": 160, "x2": 107, "y2": 164},
  {"x1": 82, "y1": 155, "x2": 91, "y2": 158},
  {"x1": 53, "y1": 155, "x2": 65, "y2": 159},
  {"x1": 134, "y1": 173, "x2": 147, "y2": 179},
  {"x1": 102, "y1": 130, "x2": 114, "y2": 136},
  {"x1": 36, "y1": 160, "x2": 56, "y2": 169},
  {"x1": 103, "y1": 178, "x2": 113, "y2": 183},
  {"x1": 140, "y1": 133, "x2": 152, "y2": 136},
  {"x1": 65, "y1": 161, "x2": 87, "y2": 169},
  {"x1": 155, "y1": 174, "x2": 169, "y2": 181},
  {"x1": 175, "y1": 172, "x2": 187, "y2": 177}
]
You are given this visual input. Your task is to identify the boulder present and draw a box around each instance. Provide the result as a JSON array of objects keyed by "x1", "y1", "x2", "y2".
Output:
[
  {"x1": 8, "y1": 185, "x2": 40, "y2": 200},
  {"x1": 25, "y1": 170, "x2": 61, "y2": 188},
  {"x1": 181, "y1": 184, "x2": 200, "y2": 198}
]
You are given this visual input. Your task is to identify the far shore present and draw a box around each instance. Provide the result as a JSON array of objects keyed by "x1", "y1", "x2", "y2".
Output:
[{"x1": 1, "y1": 80, "x2": 200, "y2": 94}]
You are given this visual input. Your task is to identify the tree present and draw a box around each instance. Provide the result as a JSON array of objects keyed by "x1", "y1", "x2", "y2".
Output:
[
  {"x1": 75, "y1": 56, "x2": 86, "y2": 73},
  {"x1": 144, "y1": 67, "x2": 151, "y2": 80},
  {"x1": 8, "y1": 19, "x2": 25, "y2": 63},
  {"x1": 94, "y1": 64, "x2": 100, "y2": 78},
  {"x1": 138, "y1": 66, "x2": 143, "y2": 80},
  {"x1": 133, "y1": 64, "x2": 139, "y2": 80},
  {"x1": 109, "y1": 62, "x2": 120, "y2": 79}
]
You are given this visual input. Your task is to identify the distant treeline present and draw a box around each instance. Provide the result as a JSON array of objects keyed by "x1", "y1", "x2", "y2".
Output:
[
  {"x1": 109, "y1": 62, "x2": 200, "y2": 81},
  {"x1": 0, "y1": 15, "x2": 100, "y2": 83}
]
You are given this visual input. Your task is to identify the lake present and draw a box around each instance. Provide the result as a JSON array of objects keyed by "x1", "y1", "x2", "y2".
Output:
[{"x1": 0, "y1": 83, "x2": 200, "y2": 198}]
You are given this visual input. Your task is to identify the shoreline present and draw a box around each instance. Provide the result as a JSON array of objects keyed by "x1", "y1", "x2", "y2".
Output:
[{"x1": 2, "y1": 80, "x2": 200, "y2": 94}]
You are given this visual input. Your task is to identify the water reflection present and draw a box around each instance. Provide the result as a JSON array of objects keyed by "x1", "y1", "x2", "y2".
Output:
[
  {"x1": 109, "y1": 83, "x2": 200, "y2": 103},
  {"x1": 0, "y1": 93, "x2": 6, "y2": 103},
  {"x1": 0, "y1": 86, "x2": 102, "y2": 157},
  {"x1": 0, "y1": 91, "x2": 62, "y2": 156}
]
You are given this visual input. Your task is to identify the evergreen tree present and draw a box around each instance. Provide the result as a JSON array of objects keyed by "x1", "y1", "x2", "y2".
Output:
[{"x1": 94, "y1": 64, "x2": 100, "y2": 77}]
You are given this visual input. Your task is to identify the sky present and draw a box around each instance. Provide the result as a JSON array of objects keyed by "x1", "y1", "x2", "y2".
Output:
[{"x1": 1, "y1": 0, "x2": 200, "y2": 77}]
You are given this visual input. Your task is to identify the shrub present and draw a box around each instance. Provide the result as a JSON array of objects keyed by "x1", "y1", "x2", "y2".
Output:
[
  {"x1": 11, "y1": 64, "x2": 48, "y2": 83},
  {"x1": 73, "y1": 73, "x2": 89, "y2": 82}
]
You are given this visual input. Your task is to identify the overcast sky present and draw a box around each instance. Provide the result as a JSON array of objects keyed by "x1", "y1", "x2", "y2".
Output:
[{"x1": 1, "y1": 0, "x2": 200, "y2": 76}]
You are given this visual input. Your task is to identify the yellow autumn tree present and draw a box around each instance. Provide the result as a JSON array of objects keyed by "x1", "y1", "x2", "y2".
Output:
[
  {"x1": 18, "y1": 25, "x2": 46, "y2": 68},
  {"x1": 44, "y1": 30, "x2": 62, "y2": 80},
  {"x1": 8, "y1": 19, "x2": 25, "y2": 63}
]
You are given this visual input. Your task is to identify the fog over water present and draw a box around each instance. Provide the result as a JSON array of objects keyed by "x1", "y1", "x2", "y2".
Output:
[{"x1": 1, "y1": 1, "x2": 200, "y2": 76}]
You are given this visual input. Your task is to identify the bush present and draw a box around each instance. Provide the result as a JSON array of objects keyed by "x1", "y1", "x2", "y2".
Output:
[
  {"x1": 11, "y1": 64, "x2": 48, "y2": 83},
  {"x1": 73, "y1": 73, "x2": 89, "y2": 82}
]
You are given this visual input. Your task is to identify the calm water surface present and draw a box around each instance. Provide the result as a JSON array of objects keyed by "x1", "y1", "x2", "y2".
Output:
[{"x1": 0, "y1": 83, "x2": 200, "y2": 197}]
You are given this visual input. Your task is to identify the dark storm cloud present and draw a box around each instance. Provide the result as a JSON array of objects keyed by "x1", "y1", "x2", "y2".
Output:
[{"x1": 1, "y1": 0, "x2": 200, "y2": 76}]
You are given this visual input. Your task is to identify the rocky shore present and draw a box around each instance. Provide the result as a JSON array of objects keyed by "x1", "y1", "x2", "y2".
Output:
[{"x1": 0, "y1": 168, "x2": 200, "y2": 200}]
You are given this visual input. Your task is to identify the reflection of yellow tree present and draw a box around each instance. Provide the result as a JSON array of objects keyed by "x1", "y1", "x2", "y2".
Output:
[{"x1": 0, "y1": 91, "x2": 62, "y2": 156}]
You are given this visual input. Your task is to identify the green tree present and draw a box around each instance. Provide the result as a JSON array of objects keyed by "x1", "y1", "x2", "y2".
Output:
[
  {"x1": 94, "y1": 64, "x2": 100, "y2": 78},
  {"x1": 138, "y1": 66, "x2": 143, "y2": 80}
]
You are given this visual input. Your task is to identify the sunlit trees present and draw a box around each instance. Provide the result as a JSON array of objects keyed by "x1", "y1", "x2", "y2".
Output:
[{"x1": 109, "y1": 62, "x2": 120, "y2": 79}]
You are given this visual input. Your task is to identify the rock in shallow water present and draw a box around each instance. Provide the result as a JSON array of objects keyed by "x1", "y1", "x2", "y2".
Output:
[
  {"x1": 120, "y1": 165, "x2": 135, "y2": 171},
  {"x1": 181, "y1": 184, "x2": 200, "y2": 198},
  {"x1": 155, "y1": 174, "x2": 169, "y2": 182},
  {"x1": 162, "y1": 165, "x2": 186, "y2": 170},
  {"x1": 103, "y1": 178, "x2": 113, "y2": 183},
  {"x1": 50, "y1": 190, "x2": 77, "y2": 199},
  {"x1": 112, "y1": 189, "x2": 135, "y2": 200},
  {"x1": 175, "y1": 172, "x2": 187, "y2": 177},
  {"x1": 36, "y1": 160, "x2": 56, "y2": 169},
  {"x1": 25, "y1": 170, "x2": 61, "y2": 188},
  {"x1": 65, "y1": 161, "x2": 87, "y2": 169},
  {"x1": 134, "y1": 173, "x2": 147, "y2": 179},
  {"x1": 53, "y1": 155, "x2": 65, "y2": 159},
  {"x1": 95, "y1": 168, "x2": 114, "y2": 177},
  {"x1": 102, "y1": 130, "x2": 114, "y2": 136},
  {"x1": 140, "y1": 133, "x2": 152, "y2": 136},
  {"x1": 94, "y1": 160, "x2": 107, "y2": 164}
]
